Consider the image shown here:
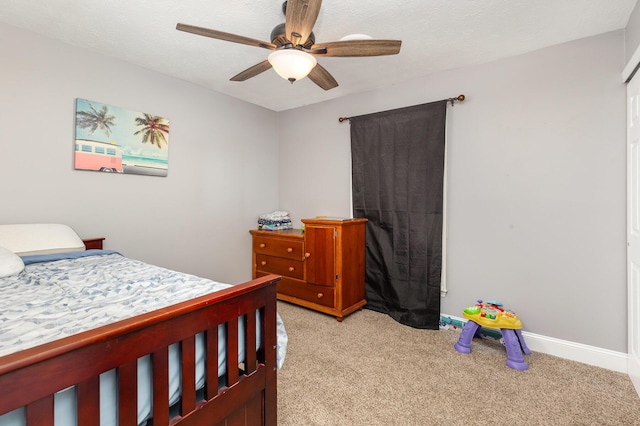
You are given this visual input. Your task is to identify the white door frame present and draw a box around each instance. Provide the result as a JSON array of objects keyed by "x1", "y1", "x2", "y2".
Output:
[{"x1": 625, "y1": 58, "x2": 640, "y2": 397}]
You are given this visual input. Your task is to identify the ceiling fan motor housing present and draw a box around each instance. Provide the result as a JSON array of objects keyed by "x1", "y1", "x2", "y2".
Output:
[{"x1": 271, "y1": 22, "x2": 315, "y2": 48}]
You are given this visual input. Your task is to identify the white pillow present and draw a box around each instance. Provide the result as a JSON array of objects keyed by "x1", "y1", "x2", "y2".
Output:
[
  {"x1": 0, "y1": 224, "x2": 85, "y2": 256},
  {"x1": 0, "y1": 246, "x2": 25, "y2": 278}
]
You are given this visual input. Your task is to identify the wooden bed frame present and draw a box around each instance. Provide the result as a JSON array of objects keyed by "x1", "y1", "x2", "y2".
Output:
[{"x1": 0, "y1": 274, "x2": 281, "y2": 426}]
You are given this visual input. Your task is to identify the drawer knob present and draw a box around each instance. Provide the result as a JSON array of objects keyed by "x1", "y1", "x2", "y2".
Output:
[
  {"x1": 287, "y1": 247, "x2": 293, "y2": 253},
  {"x1": 259, "y1": 243, "x2": 266, "y2": 248},
  {"x1": 261, "y1": 261, "x2": 267, "y2": 266},
  {"x1": 288, "y1": 266, "x2": 294, "y2": 272},
  {"x1": 317, "y1": 292, "x2": 323, "y2": 299},
  {"x1": 305, "y1": 253, "x2": 310, "y2": 258}
]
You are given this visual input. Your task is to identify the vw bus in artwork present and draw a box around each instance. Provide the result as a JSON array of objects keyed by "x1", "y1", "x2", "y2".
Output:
[{"x1": 74, "y1": 139, "x2": 123, "y2": 173}]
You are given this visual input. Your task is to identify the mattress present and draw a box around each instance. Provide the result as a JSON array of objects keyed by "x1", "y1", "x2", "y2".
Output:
[{"x1": 0, "y1": 250, "x2": 287, "y2": 426}]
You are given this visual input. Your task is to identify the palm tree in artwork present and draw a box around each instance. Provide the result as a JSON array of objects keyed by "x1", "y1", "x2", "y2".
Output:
[
  {"x1": 76, "y1": 102, "x2": 116, "y2": 137},
  {"x1": 134, "y1": 114, "x2": 169, "y2": 149}
]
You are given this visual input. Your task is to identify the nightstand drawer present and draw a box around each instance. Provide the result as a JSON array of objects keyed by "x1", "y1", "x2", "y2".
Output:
[
  {"x1": 253, "y1": 236, "x2": 304, "y2": 260},
  {"x1": 277, "y1": 276, "x2": 335, "y2": 308},
  {"x1": 255, "y1": 254, "x2": 305, "y2": 280}
]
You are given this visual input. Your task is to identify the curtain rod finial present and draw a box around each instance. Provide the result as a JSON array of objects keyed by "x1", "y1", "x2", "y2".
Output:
[{"x1": 449, "y1": 94, "x2": 465, "y2": 106}]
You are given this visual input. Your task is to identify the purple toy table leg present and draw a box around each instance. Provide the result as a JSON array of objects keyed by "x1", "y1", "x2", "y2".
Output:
[
  {"x1": 515, "y1": 329, "x2": 531, "y2": 355},
  {"x1": 502, "y1": 329, "x2": 529, "y2": 370},
  {"x1": 454, "y1": 320, "x2": 480, "y2": 354}
]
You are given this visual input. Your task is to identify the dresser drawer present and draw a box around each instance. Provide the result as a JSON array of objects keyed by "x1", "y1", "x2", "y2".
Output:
[
  {"x1": 255, "y1": 254, "x2": 305, "y2": 280},
  {"x1": 277, "y1": 276, "x2": 335, "y2": 309},
  {"x1": 253, "y1": 236, "x2": 304, "y2": 260}
]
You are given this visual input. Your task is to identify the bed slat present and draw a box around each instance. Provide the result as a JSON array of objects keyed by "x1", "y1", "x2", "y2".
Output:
[
  {"x1": 26, "y1": 395, "x2": 54, "y2": 426},
  {"x1": 118, "y1": 360, "x2": 138, "y2": 425},
  {"x1": 77, "y1": 375, "x2": 100, "y2": 426},
  {"x1": 246, "y1": 310, "x2": 257, "y2": 374},
  {"x1": 226, "y1": 319, "x2": 239, "y2": 386},
  {"x1": 205, "y1": 326, "x2": 219, "y2": 400},
  {"x1": 180, "y1": 335, "x2": 196, "y2": 416},
  {"x1": 152, "y1": 347, "x2": 170, "y2": 425}
]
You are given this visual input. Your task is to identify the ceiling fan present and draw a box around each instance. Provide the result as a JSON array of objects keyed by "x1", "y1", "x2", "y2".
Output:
[{"x1": 176, "y1": 0, "x2": 402, "y2": 90}]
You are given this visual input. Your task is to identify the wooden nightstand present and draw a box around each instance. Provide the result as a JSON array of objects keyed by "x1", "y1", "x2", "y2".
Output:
[{"x1": 82, "y1": 238, "x2": 105, "y2": 250}]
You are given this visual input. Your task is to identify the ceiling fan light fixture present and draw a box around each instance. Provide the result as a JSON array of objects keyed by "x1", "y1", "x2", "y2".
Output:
[
  {"x1": 268, "y1": 49, "x2": 317, "y2": 83},
  {"x1": 339, "y1": 34, "x2": 373, "y2": 41}
]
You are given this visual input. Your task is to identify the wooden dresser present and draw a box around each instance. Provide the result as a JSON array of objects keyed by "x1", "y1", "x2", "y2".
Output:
[{"x1": 250, "y1": 218, "x2": 367, "y2": 321}]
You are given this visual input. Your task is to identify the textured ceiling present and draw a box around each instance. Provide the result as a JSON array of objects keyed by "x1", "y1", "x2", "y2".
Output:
[{"x1": 0, "y1": 0, "x2": 637, "y2": 111}]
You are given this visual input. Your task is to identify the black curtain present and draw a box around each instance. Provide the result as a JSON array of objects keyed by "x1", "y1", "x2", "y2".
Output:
[{"x1": 350, "y1": 100, "x2": 447, "y2": 329}]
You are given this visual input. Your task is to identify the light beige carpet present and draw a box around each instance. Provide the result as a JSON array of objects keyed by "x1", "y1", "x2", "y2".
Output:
[{"x1": 276, "y1": 301, "x2": 640, "y2": 425}]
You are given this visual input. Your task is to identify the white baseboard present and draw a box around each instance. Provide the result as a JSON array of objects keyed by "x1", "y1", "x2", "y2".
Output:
[
  {"x1": 443, "y1": 314, "x2": 628, "y2": 373},
  {"x1": 522, "y1": 330, "x2": 628, "y2": 373}
]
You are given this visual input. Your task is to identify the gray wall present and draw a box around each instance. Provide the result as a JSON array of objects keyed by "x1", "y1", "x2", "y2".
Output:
[
  {"x1": 278, "y1": 31, "x2": 627, "y2": 352},
  {"x1": 0, "y1": 22, "x2": 280, "y2": 285}
]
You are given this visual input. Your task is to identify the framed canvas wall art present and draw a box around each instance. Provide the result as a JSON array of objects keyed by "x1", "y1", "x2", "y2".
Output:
[{"x1": 74, "y1": 98, "x2": 169, "y2": 176}]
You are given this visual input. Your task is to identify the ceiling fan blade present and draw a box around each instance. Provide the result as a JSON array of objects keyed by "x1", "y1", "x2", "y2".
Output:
[
  {"x1": 308, "y1": 63, "x2": 338, "y2": 90},
  {"x1": 230, "y1": 60, "x2": 273, "y2": 81},
  {"x1": 176, "y1": 23, "x2": 276, "y2": 50},
  {"x1": 285, "y1": 0, "x2": 322, "y2": 46},
  {"x1": 312, "y1": 39, "x2": 401, "y2": 57}
]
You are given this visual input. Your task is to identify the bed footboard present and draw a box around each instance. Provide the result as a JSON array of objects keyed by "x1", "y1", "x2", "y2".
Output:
[{"x1": 0, "y1": 274, "x2": 281, "y2": 426}]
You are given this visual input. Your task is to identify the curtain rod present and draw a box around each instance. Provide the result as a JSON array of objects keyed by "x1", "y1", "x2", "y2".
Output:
[{"x1": 338, "y1": 94, "x2": 466, "y2": 123}]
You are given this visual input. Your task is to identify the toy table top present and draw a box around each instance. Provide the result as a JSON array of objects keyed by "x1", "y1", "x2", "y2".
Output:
[{"x1": 462, "y1": 300, "x2": 522, "y2": 329}]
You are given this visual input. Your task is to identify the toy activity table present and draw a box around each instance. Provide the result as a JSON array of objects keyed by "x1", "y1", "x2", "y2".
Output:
[{"x1": 454, "y1": 300, "x2": 531, "y2": 370}]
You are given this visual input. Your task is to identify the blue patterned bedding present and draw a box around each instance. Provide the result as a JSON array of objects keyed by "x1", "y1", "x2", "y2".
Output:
[
  {"x1": 0, "y1": 250, "x2": 288, "y2": 426},
  {"x1": 0, "y1": 250, "x2": 241, "y2": 356}
]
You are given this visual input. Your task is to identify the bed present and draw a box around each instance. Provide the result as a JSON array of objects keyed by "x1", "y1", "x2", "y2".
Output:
[{"x1": 0, "y1": 224, "x2": 286, "y2": 426}]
